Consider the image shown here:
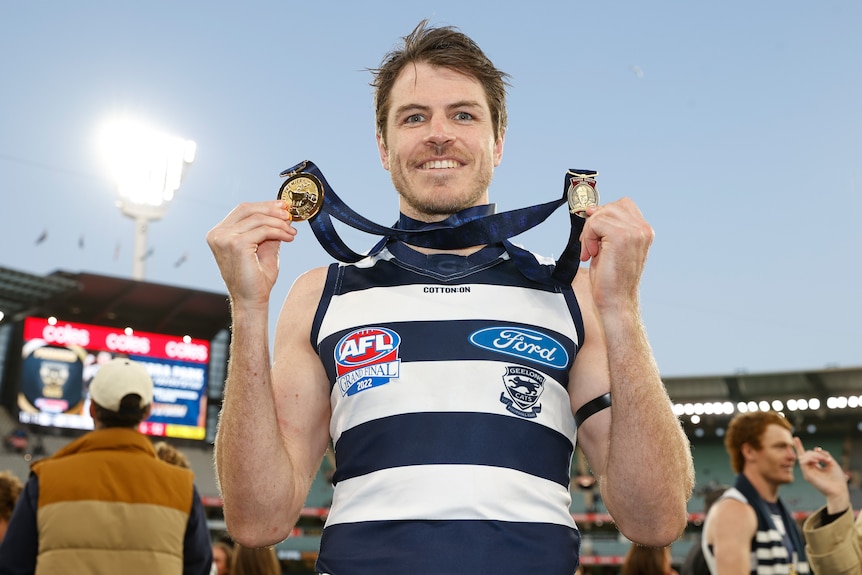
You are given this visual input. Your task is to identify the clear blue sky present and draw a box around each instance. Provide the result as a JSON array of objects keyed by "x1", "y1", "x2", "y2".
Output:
[{"x1": 1, "y1": 1, "x2": 859, "y2": 377}]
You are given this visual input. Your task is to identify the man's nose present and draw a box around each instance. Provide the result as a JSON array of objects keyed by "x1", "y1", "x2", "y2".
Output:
[{"x1": 424, "y1": 116, "x2": 454, "y2": 148}]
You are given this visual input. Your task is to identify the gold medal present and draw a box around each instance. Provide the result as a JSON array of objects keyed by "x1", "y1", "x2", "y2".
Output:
[
  {"x1": 277, "y1": 170, "x2": 324, "y2": 221},
  {"x1": 566, "y1": 171, "x2": 599, "y2": 217}
]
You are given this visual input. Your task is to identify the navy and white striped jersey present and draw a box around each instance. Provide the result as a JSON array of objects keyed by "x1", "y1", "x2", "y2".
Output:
[{"x1": 311, "y1": 242, "x2": 585, "y2": 575}]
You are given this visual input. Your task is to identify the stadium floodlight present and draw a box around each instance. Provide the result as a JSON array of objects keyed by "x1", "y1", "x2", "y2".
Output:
[{"x1": 99, "y1": 116, "x2": 196, "y2": 281}]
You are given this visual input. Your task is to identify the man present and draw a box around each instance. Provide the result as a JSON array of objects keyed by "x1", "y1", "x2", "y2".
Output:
[
  {"x1": 796, "y1": 439, "x2": 862, "y2": 574},
  {"x1": 0, "y1": 357, "x2": 212, "y2": 574},
  {"x1": 702, "y1": 411, "x2": 809, "y2": 574},
  {"x1": 207, "y1": 20, "x2": 693, "y2": 574}
]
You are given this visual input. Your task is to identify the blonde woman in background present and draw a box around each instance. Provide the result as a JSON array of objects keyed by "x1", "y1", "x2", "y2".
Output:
[
  {"x1": 154, "y1": 440, "x2": 192, "y2": 469},
  {"x1": 211, "y1": 540, "x2": 234, "y2": 575},
  {"x1": 621, "y1": 543, "x2": 678, "y2": 575},
  {"x1": 231, "y1": 544, "x2": 281, "y2": 575},
  {"x1": 0, "y1": 470, "x2": 23, "y2": 542}
]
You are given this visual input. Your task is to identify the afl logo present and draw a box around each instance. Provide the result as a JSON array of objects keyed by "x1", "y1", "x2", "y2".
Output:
[{"x1": 335, "y1": 327, "x2": 402, "y2": 397}]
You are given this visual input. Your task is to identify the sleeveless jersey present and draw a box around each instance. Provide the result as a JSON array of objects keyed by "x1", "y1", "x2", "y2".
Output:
[
  {"x1": 311, "y1": 242, "x2": 585, "y2": 575},
  {"x1": 702, "y1": 487, "x2": 811, "y2": 575}
]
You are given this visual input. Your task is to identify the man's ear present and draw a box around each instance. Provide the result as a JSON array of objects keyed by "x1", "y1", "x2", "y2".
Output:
[
  {"x1": 493, "y1": 128, "x2": 505, "y2": 167},
  {"x1": 376, "y1": 132, "x2": 390, "y2": 171}
]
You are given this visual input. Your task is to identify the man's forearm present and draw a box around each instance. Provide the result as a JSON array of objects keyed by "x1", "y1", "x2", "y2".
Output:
[
  {"x1": 601, "y1": 308, "x2": 694, "y2": 544},
  {"x1": 215, "y1": 307, "x2": 299, "y2": 544}
]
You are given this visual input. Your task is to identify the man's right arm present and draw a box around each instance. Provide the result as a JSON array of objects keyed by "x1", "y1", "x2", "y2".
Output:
[
  {"x1": 796, "y1": 439, "x2": 861, "y2": 574},
  {"x1": 214, "y1": 268, "x2": 332, "y2": 547},
  {"x1": 803, "y1": 507, "x2": 862, "y2": 575},
  {"x1": 704, "y1": 498, "x2": 757, "y2": 575},
  {"x1": 207, "y1": 201, "x2": 330, "y2": 546}
]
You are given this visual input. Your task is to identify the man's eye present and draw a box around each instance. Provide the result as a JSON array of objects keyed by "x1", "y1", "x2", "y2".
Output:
[
  {"x1": 454, "y1": 112, "x2": 473, "y2": 121},
  {"x1": 405, "y1": 114, "x2": 425, "y2": 124}
]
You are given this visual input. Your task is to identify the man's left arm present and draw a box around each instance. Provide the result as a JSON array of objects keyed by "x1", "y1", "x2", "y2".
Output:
[
  {"x1": 183, "y1": 485, "x2": 214, "y2": 575},
  {"x1": 572, "y1": 198, "x2": 694, "y2": 546}
]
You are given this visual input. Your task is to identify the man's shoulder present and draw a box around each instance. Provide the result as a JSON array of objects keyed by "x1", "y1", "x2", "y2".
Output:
[{"x1": 291, "y1": 265, "x2": 331, "y2": 295}]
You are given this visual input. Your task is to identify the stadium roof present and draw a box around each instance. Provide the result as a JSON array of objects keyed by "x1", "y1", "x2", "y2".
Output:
[
  {"x1": 666, "y1": 367, "x2": 862, "y2": 436},
  {"x1": 0, "y1": 266, "x2": 230, "y2": 340}
]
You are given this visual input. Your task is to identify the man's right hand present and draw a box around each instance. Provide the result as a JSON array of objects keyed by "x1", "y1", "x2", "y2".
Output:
[{"x1": 206, "y1": 200, "x2": 297, "y2": 310}]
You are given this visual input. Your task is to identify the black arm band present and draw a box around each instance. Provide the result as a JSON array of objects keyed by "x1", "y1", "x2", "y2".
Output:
[{"x1": 574, "y1": 392, "x2": 612, "y2": 428}]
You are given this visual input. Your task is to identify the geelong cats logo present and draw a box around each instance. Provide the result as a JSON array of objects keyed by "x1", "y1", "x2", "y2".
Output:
[
  {"x1": 500, "y1": 366, "x2": 545, "y2": 418},
  {"x1": 334, "y1": 327, "x2": 401, "y2": 396}
]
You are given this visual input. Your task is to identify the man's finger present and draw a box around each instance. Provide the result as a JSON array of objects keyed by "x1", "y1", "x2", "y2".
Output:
[{"x1": 793, "y1": 437, "x2": 806, "y2": 458}]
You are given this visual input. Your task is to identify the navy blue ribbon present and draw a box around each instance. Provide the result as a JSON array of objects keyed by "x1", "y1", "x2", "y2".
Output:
[{"x1": 280, "y1": 161, "x2": 590, "y2": 285}]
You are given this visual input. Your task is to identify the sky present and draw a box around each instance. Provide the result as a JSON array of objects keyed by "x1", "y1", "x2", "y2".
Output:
[{"x1": 1, "y1": 1, "x2": 859, "y2": 378}]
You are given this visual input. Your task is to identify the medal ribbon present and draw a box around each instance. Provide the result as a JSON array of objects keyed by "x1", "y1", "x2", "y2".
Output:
[{"x1": 281, "y1": 161, "x2": 589, "y2": 285}]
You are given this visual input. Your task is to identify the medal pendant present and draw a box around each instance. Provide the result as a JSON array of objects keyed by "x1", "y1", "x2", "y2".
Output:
[
  {"x1": 278, "y1": 171, "x2": 324, "y2": 221},
  {"x1": 566, "y1": 171, "x2": 599, "y2": 217}
]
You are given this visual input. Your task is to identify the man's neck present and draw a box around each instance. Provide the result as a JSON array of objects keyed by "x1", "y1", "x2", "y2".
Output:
[
  {"x1": 403, "y1": 243, "x2": 487, "y2": 256},
  {"x1": 743, "y1": 469, "x2": 781, "y2": 503}
]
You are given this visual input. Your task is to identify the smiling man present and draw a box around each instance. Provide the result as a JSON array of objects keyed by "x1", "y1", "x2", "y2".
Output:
[
  {"x1": 702, "y1": 411, "x2": 810, "y2": 574},
  {"x1": 207, "y1": 19, "x2": 693, "y2": 575}
]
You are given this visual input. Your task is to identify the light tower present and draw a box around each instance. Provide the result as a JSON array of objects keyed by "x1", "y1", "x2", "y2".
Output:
[{"x1": 99, "y1": 117, "x2": 196, "y2": 280}]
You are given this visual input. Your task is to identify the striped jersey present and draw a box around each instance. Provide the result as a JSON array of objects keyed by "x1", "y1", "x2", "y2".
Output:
[
  {"x1": 311, "y1": 242, "x2": 585, "y2": 575},
  {"x1": 703, "y1": 487, "x2": 811, "y2": 575}
]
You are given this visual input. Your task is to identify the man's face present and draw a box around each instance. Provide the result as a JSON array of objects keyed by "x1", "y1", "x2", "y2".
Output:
[
  {"x1": 749, "y1": 423, "x2": 797, "y2": 486},
  {"x1": 376, "y1": 62, "x2": 504, "y2": 222}
]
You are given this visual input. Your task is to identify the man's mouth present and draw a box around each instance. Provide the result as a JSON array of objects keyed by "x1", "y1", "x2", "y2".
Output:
[{"x1": 419, "y1": 159, "x2": 461, "y2": 170}]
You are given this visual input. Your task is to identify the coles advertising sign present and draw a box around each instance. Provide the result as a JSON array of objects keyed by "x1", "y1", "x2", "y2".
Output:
[{"x1": 18, "y1": 317, "x2": 210, "y2": 440}]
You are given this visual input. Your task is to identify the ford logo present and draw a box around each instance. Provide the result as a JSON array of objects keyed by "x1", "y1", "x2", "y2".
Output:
[{"x1": 469, "y1": 327, "x2": 569, "y2": 369}]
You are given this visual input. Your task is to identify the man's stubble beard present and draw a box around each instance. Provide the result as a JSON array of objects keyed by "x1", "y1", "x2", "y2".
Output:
[{"x1": 390, "y1": 165, "x2": 493, "y2": 219}]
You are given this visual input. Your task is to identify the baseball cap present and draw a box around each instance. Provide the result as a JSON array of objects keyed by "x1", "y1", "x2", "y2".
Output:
[{"x1": 89, "y1": 358, "x2": 154, "y2": 412}]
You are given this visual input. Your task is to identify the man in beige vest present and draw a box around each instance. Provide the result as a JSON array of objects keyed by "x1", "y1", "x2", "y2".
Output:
[{"x1": 0, "y1": 357, "x2": 212, "y2": 574}]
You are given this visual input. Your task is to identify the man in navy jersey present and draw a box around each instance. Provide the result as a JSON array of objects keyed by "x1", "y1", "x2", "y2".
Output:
[
  {"x1": 701, "y1": 411, "x2": 810, "y2": 574},
  {"x1": 208, "y1": 19, "x2": 693, "y2": 574}
]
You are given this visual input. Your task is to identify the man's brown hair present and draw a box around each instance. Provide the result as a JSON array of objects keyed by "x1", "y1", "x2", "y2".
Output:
[
  {"x1": 724, "y1": 411, "x2": 793, "y2": 473},
  {"x1": 370, "y1": 19, "x2": 510, "y2": 145},
  {"x1": 93, "y1": 394, "x2": 148, "y2": 428}
]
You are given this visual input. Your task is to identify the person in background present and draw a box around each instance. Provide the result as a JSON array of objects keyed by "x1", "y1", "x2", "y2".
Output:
[
  {"x1": 0, "y1": 357, "x2": 213, "y2": 574},
  {"x1": 701, "y1": 411, "x2": 809, "y2": 574},
  {"x1": 231, "y1": 545, "x2": 280, "y2": 575},
  {"x1": 679, "y1": 485, "x2": 728, "y2": 575},
  {"x1": 207, "y1": 18, "x2": 693, "y2": 575},
  {"x1": 155, "y1": 440, "x2": 192, "y2": 469},
  {"x1": 0, "y1": 470, "x2": 22, "y2": 542},
  {"x1": 795, "y1": 438, "x2": 862, "y2": 575},
  {"x1": 621, "y1": 543, "x2": 678, "y2": 575},
  {"x1": 212, "y1": 540, "x2": 235, "y2": 575}
]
